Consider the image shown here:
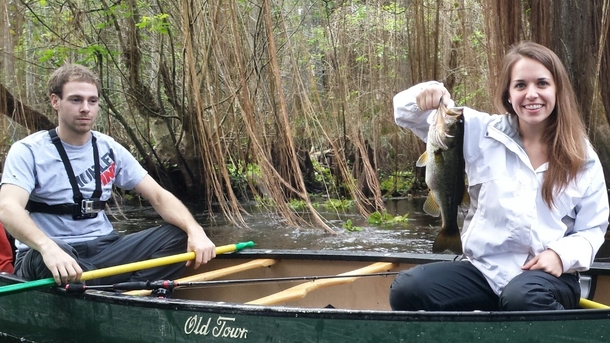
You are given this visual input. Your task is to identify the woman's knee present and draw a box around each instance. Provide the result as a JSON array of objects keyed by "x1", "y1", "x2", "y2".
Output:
[
  {"x1": 499, "y1": 280, "x2": 531, "y2": 311},
  {"x1": 389, "y1": 266, "x2": 428, "y2": 310},
  {"x1": 500, "y1": 271, "x2": 575, "y2": 311}
]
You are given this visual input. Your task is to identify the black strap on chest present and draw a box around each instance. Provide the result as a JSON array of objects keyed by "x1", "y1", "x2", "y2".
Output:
[{"x1": 26, "y1": 129, "x2": 106, "y2": 219}]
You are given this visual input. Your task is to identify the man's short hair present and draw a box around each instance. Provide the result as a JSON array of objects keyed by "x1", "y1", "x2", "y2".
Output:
[{"x1": 47, "y1": 64, "x2": 101, "y2": 98}]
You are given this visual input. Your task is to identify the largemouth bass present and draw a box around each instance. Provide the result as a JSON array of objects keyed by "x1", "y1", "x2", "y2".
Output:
[{"x1": 416, "y1": 99, "x2": 469, "y2": 254}]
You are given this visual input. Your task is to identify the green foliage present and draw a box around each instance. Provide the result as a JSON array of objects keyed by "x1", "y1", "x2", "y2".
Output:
[
  {"x1": 78, "y1": 44, "x2": 117, "y2": 64},
  {"x1": 379, "y1": 171, "x2": 414, "y2": 195},
  {"x1": 368, "y1": 210, "x2": 408, "y2": 225},
  {"x1": 324, "y1": 198, "x2": 355, "y2": 211},
  {"x1": 226, "y1": 161, "x2": 263, "y2": 200},
  {"x1": 470, "y1": 30, "x2": 485, "y2": 49},
  {"x1": 381, "y1": 3, "x2": 407, "y2": 30},
  {"x1": 452, "y1": 79, "x2": 486, "y2": 106},
  {"x1": 254, "y1": 195, "x2": 275, "y2": 208},
  {"x1": 136, "y1": 13, "x2": 171, "y2": 34},
  {"x1": 311, "y1": 159, "x2": 338, "y2": 193},
  {"x1": 355, "y1": 55, "x2": 369, "y2": 63},
  {"x1": 38, "y1": 46, "x2": 70, "y2": 64},
  {"x1": 228, "y1": 161, "x2": 261, "y2": 178},
  {"x1": 347, "y1": 5, "x2": 368, "y2": 25},
  {"x1": 342, "y1": 219, "x2": 363, "y2": 232},
  {"x1": 313, "y1": 163, "x2": 329, "y2": 184},
  {"x1": 288, "y1": 199, "x2": 308, "y2": 210}
]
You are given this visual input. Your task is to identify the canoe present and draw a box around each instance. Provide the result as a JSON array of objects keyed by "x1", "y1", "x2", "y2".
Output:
[{"x1": 1, "y1": 249, "x2": 610, "y2": 343}]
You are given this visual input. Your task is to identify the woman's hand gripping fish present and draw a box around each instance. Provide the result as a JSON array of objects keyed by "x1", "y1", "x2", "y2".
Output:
[{"x1": 416, "y1": 98, "x2": 469, "y2": 254}]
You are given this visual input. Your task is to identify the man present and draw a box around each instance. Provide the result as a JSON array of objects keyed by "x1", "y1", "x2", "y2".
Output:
[{"x1": 0, "y1": 64, "x2": 215, "y2": 286}]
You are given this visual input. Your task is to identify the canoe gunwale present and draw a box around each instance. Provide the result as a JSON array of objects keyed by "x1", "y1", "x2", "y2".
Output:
[
  {"x1": 220, "y1": 249, "x2": 610, "y2": 275},
  {"x1": 221, "y1": 249, "x2": 459, "y2": 264},
  {"x1": 2, "y1": 249, "x2": 610, "y2": 324}
]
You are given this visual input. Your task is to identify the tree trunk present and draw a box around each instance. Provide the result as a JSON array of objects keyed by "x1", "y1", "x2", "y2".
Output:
[{"x1": 0, "y1": 82, "x2": 54, "y2": 132}]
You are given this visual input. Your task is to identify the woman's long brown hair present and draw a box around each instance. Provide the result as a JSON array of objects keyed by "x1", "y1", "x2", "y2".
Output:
[{"x1": 494, "y1": 41, "x2": 587, "y2": 208}]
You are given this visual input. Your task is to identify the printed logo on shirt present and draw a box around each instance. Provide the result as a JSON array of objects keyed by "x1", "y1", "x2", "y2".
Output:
[{"x1": 75, "y1": 150, "x2": 116, "y2": 188}]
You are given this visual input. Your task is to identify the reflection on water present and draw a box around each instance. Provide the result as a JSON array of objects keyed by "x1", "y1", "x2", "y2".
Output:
[{"x1": 109, "y1": 197, "x2": 445, "y2": 254}]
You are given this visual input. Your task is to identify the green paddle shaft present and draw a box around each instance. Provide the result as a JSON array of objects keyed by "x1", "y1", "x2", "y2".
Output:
[{"x1": 0, "y1": 241, "x2": 254, "y2": 296}]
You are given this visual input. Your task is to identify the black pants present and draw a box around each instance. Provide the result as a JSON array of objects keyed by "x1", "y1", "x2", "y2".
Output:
[
  {"x1": 14, "y1": 224, "x2": 188, "y2": 285},
  {"x1": 389, "y1": 260, "x2": 581, "y2": 311}
]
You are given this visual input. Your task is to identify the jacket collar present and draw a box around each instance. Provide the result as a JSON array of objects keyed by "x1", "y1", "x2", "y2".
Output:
[
  {"x1": 491, "y1": 114, "x2": 521, "y2": 146},
  {"x1": 486, "y1": 114, "x2": 547, "y2": 172}
]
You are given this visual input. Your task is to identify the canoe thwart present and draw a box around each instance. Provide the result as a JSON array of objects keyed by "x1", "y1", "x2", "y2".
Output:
[{"x1": 246, "y1": 261, "x2": 398, "y2": 306}]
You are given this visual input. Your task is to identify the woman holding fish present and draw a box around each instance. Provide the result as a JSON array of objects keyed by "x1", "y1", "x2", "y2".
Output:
[{"x1": 389, "y1": 41, "x2": 609, "y2": 311}]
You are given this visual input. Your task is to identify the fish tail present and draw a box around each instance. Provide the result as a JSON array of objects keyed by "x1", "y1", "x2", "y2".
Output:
[{"x1": 432, "y1": 227, "x2": 463, "y2": 255}]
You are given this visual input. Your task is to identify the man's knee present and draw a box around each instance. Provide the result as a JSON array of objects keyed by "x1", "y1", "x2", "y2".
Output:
[
  {"x1": 15, "y1": 240, "x2": 78, "y2": 280},
  {"x1": 14, "y1": 249, "x2": 48, "y2": 279},
  {"x1": 155, "y1": 224, "x2": 187, "y2": 240}
]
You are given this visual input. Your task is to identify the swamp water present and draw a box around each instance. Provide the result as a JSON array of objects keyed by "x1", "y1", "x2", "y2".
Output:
[{"x1": 109, "y1": 197, "x2": 445, "y2": 254}]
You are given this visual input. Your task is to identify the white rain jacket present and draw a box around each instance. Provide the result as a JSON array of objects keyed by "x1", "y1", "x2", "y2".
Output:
[{"x1": 393, "y1": 82, "x2": 609, "y2": 294}]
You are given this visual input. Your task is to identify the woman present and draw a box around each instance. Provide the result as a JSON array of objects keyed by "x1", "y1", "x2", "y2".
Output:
[{"x1": 390, "y1": 41, "x2": 609, "y2": 311}]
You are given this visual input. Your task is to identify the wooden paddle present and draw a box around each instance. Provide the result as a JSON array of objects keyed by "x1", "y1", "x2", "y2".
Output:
[{"x1": 0, "y1": 241, "x2": 254, "y2": 296}]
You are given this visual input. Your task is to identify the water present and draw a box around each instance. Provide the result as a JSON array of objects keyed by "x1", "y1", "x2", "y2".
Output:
[
  {"x1": 108, "y1": 197, "x2": 445, "y2": 255},
  {"x1": 103, "y1": 197, "x2": 610, "y2": 259}
]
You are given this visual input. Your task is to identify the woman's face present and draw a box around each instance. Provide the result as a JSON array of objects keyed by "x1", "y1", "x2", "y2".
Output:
[{"x1": 507, "y1": 57, "x2": 557, "y2": 129}]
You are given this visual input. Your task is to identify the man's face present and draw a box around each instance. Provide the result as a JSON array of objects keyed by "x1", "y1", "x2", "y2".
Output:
[{"x1": 51, "y1": 81, "x2": 99, "y2": 136}]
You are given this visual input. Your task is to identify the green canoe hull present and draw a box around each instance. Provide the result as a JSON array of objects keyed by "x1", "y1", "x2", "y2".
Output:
[{"x1": 1, "y1": 250, "x2": 610, "y2": 342}]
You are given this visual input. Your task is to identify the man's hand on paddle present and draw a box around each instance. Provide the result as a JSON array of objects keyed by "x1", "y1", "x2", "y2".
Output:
[
  {"x1": 41, "y1": 242, "x2": 83, "y2": 285},
  {"x1": 186, "y1": 226, "x2": 216, "y2": 269}
]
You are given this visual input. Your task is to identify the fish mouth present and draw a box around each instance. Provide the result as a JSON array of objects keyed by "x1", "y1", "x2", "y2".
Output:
[
  {"x1": 434, "y1": 99, "x2": 448, "y2": 130},
  {"x1": 431, "y1": 99, "x2": 463, "y2": 150},
  {"x1": 430, "y1": 111, "x2": 451, "y2": 150}
]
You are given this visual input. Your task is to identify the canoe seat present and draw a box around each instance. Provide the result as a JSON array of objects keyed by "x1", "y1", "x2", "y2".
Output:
[
  {"x1": 124, "y1": 258, "x2": 277, "y2": 296},
  {"x1": 246, "y1": 261, "x2": 397, "y2": 306}
]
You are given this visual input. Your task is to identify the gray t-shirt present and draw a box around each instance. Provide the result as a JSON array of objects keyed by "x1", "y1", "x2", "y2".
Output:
[{"x1": 1, "y1": 129, "x2": 148, "y2": 251}]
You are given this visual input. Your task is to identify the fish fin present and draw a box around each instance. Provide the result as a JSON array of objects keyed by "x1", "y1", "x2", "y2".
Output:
[
  {"x1": 416, "y1": 151, "x2": 428, "y2": 167},
  {"x1": 422, "y1": 192, "x2": 441, "y2": 217},
  {"x1": 432, "y1": 229, "x2": 463, "y2": 254}
]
